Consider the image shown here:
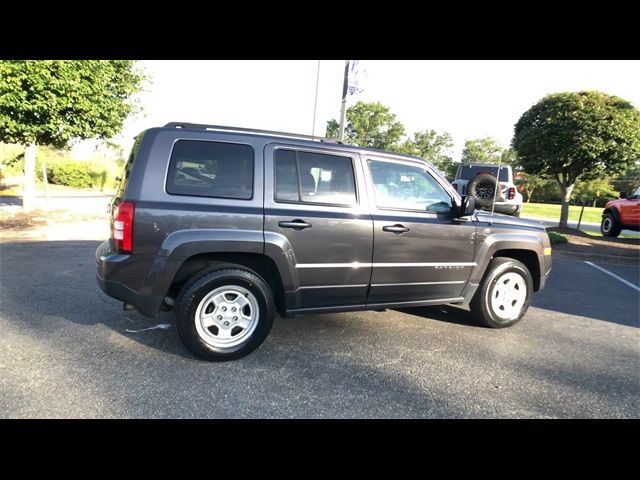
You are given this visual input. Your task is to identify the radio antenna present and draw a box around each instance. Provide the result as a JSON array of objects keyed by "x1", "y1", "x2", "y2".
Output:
[{"x1": 488, "y1": 156, "x2": 503, "y2": 226}]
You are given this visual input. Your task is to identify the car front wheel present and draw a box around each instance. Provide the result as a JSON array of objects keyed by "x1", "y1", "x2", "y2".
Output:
[
  {"x1": 470, "y1": 257, "x2": 533, "y2": 328},
  {"x1": 600, "y1": 212, "x2": 621, "y2": 237}
]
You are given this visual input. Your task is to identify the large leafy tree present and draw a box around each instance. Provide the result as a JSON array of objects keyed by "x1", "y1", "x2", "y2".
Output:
[
  {"x1": 0, "y1": 60, "x2": 145, "y2": 209},
  {"x1": 409, "y1": 129, "x2": 456, "y2": 178},
  {"x1": 515, "y1": 172, "x2": 548, "y2": 203},
  {"x1": 513, "y1": 91, "x2": 640, "y2": 227},
  {"x1": 611, "y1": 161, "x2": 640, "y2": 197},
  {"x1": 326, "y1": 101, "x2": 405, "y2": 150},
  {"x1": 461, "y1": 137, "x2": 505, "y2": 164},
  {"x1": 573, "y1": 178, "x2": 618, "y2": 207}
]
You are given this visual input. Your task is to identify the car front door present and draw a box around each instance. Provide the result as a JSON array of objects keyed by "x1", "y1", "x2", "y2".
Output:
[
  {"x1": 365, "y1": 157, "x2": 477, "y2": 305},
  {"x1": 620, "y1": 186, "x2": 640, "y2": 225},
  {"x1": 263, "y1": 144, "x2": 373, "y2": 311}
]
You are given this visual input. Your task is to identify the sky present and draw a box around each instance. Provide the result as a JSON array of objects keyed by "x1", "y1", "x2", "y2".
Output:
[{"x1": 72, "y1": 60, "x2": 640, "y2": 161}]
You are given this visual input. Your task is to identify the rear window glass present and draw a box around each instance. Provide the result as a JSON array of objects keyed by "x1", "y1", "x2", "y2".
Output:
[
  {"x1": 166, "y1": 140, "x2": 254, "y2": 199},
  {"x1": 115, "y1": 134, "x2": 143, "y2": 197},
  {"x1": 457, "y1": 165, "x2": 509, "y2": 182}
]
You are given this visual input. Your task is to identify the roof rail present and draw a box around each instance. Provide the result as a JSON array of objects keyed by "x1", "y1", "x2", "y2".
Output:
[{"x1": 164, "y1": 122, "x2": 343, "y2": 144}]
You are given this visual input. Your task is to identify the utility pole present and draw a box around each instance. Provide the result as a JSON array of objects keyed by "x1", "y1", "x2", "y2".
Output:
[
  {"x1": 338, "y1": 60, "x2": 350, "y2": 142},
  {"x1": 311, "y1": 60, "x2": 321, "y2": 138}
]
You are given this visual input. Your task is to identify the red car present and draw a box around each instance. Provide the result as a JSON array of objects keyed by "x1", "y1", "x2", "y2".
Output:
[{"x1": 601, "y1": 186, "x2": 640, "y2": 237}]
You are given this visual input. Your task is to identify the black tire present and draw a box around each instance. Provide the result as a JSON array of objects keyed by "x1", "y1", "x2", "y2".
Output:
[
  {"x1": 175, "y1": 266, "x2": 275, "y2": 361},
  {"x1": 600, "y1": 212, "x2": 622, "y2": 237},
  {"x1": 467, "y1": 173, "x2": 505, "y2": 208},
  {"x1": 470, "y1": 257, "x2": 533, "y2": 328}
]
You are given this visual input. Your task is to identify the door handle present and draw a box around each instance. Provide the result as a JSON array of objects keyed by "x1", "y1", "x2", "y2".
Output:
[
  {"x1": 278, "y1": 219, "x2": 312, "y2": 230},
  {"x1": 383, "y1": 224, "x2": 410, "y2": 234}
]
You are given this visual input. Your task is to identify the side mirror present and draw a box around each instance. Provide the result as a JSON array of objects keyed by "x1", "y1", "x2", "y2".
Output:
[
  {"x1": 619, "y1": 191, "x2": 627, "y2": 199},
  {"x1": 454, "y1": 195, "x2": 475, "y2": 218}
]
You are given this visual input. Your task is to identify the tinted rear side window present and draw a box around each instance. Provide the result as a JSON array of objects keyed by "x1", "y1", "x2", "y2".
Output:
[
  {"x1": 166, "y1": 140, "x2": 254, "y2": 199},
  {"x1": 274, "y1": 148, "x2": 356, "y2": 206}
]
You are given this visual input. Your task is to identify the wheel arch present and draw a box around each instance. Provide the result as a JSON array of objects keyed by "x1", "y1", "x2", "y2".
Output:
[
  {"x1": 602, "y1": 208, "x2": 620, "y2": 222},
  {"x1": 492, "y1": 249, "x2": 541, "y2": 291},
  {"x1": 168, "y1": 252, "x2": 287, "y2": 316},
  {"x1": 470, "y1": 233, "x2": 545, "y2": 292}
]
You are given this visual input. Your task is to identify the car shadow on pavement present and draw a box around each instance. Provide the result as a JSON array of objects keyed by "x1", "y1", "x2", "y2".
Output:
[{"x1": 393, "y1": 304, "x2": 481, "y2": 328}]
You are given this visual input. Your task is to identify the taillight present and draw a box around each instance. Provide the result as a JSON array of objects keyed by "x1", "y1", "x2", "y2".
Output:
[
  {"x1": 508, "y1": 187, "x2": 516, "y2": 200},
  {"x1": 113, "y1": 201, "x2": 135, "y2": 254}
]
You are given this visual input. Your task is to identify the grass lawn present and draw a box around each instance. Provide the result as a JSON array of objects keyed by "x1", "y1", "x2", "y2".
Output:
[{"x1": 521, "y1": 203, "x2": 603, "y2": 223}]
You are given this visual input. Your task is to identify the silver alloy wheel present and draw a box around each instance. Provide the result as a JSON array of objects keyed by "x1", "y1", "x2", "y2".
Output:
[
  {"x1": 194, "y1": 285, "x2": 259, "y2": 349},
  {"x1": 489, "y1": 271, "x2": 527, "y2": 321},
  {"x1": 602, "y1": 217, "x2": 612, "y2": 232}
]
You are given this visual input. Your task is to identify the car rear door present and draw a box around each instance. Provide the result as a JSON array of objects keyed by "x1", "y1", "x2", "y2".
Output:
[
  {"x1": 263, "y1": 143, "x2": 373, "y2": 311},
  {"x1": 364, "y1": 157, "x2": 477, "y2": 305}
]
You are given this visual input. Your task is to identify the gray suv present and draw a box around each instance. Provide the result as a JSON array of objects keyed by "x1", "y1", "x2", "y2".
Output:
[{"x1": 96, "y1": 123, "x2": 552, "y2": 361}]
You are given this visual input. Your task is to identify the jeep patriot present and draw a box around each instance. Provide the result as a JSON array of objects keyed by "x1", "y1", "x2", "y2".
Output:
[{"x1": 96, "y1": 123, "x2": 552, "y2": 361}]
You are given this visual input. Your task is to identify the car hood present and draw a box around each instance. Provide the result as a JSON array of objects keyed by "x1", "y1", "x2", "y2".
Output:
[
  {"x1": 604, "y1": 198, "x2": 625, "y2": 208},
  {"x1": 474, "y1": 210, "x2": 546, "y2": 230}
]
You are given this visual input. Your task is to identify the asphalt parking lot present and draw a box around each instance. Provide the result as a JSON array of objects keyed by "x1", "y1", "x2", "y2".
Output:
[{"x1": 0, "y1": 240, "x2": 638, "y2": 418}]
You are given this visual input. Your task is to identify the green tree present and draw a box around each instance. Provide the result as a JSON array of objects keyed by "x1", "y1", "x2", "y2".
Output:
[
  {"x1": 461, "y1": 137, "x2": 505, "y2": 164},
  {"x1": 611, "y1": 161, "x2": 640, "y2": 197},
  {"x1": 0, "y1": 60, "x2": 145, "y2": 209},
  {"x1": 573, "y1": 178, "x2": 619, "y2": 207},
  {"x1": 326, "y1": 101, "x2": 405, "y2": 150},
  {"x1": 394, "y1": 129, "x2": 457, "y2": 177},
  {"x1": 513, "y1": 91, "x2": 640, "y2": 227},
  {"x1": 515, "y1": 172, "x2": 548, "y2": 203},
  {"x1": 413, "y1": 129, "x2": 457, "y2": 177}
]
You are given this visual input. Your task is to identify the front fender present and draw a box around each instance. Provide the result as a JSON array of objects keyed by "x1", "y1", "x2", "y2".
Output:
[
  {"x1": 603, "y1": 208, "x2": 620, "y2": 222},
  {"x1": 470, "y1": 231, "x2": 546, "y2": 285}
]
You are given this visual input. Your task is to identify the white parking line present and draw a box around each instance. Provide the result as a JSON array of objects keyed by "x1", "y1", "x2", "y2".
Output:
[{"x1": 584, "y1": 261, "x2": 640, "y2": 292}]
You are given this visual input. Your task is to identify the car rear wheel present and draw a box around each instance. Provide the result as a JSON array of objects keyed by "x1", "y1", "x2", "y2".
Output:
[
  {"x1": 600, "y1": 212, "x2": 622, "y2": 237},
  {"x1": 175, "y1": 267, "x2": 275, "y2": 361},
  {"x1": 470, "y1": 257, "x2": 533, "y2": 328}
]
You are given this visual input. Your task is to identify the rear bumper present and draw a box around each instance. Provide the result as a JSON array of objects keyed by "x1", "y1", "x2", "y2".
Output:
[
  {"x1": 95, "y1": 240, "x2": 163, "y2": 317},
  {"x1": 480, "y1": 203, "x2": 521, "y2": 215},
  {"x1": 96, "y1": 273, "x2": 163, "y2": 317}
]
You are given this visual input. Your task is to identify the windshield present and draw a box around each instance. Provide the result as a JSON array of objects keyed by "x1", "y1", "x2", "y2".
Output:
[{"x1": 457, "y1": 165, "x2": 509, "y2": 182}]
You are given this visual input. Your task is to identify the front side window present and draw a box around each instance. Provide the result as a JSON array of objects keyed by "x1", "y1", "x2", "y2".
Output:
[
  {"x1": 369, "y1": 160, "x2": 452, "y2": 213},
  {"x1": 275, "y1": 149, "x2": 356, "y2": 206},
  {"x1": 166, "y1": 140, "x2": 254, "y2": 199}
]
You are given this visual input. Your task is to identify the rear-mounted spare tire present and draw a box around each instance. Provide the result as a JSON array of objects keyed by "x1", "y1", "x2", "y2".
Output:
[{"x1": 467, "y1": 173, "x2": 505, "y2": 208}]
